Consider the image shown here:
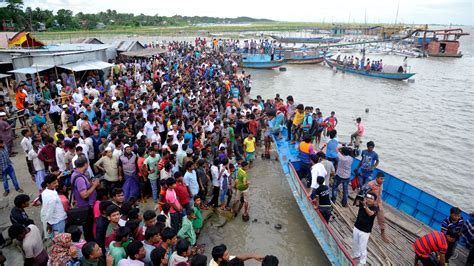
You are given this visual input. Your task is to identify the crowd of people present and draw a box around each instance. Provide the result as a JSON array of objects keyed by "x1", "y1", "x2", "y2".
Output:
[
  {"x1": 0, "y1": 35, "x2": 471, "y2": 266},
  {"x1": 0, "y1": 39, "x2": 284, "y2": 266}
]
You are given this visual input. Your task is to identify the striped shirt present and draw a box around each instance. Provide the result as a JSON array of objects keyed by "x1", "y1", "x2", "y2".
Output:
[
  {"x1": 412, "y1": 231, "x2": 448, "y2": 258},
  {"x1": 441, "y1": 217, "x2": 464, "y2": 234}
]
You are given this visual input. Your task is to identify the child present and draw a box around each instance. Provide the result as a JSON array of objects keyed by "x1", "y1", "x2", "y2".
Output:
[
  {"x1": 143, "y1": 225, "x2": 162, "y2": 265},
  {"x1": 160, "y1": 203, "x2": 172, "y2": 228},
  {"x1": 192, "y1": 196, "x2": 203, "y2": 235},
  {"x1": 169, "y1": 239, "x2": 191, "y2": 266},
  {"x1": 67, "y1": 225, "x2": 87, "y2": 260},
  {"x1": 109, "y1": 227, "x2": 130, "y2": 266},
  {"x1": 177, "y1": 209, "x2": 197, "y2": 246},
  {"x1": 10, "y1": 194, "x2": 34, "y2": 227},
  {"x1": 104, "y1": 205, "x2": 121, "y2": 249}
]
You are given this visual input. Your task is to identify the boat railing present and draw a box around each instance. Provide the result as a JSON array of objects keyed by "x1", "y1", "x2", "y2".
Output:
[{"x1": 288, "y1": 161, "x2": 357, "y2": 266}]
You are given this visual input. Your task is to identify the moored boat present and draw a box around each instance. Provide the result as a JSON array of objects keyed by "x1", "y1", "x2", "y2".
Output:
[
  {"x1": 239, "y1": 54, "x2": 285, "y2": 69},
  {"x1": 324, "y1": 58, "x2": 415, "y2": 80}
]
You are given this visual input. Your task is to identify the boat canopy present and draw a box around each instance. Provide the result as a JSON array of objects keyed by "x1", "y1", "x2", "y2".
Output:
[{"x1": 382, "y1": 65, "x2": 404, "y2": 73}]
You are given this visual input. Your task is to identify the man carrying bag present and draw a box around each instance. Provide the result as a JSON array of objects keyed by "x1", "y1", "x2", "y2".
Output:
[{"x1": 69, "y1": 155, "x2": 99, "y2": 241}]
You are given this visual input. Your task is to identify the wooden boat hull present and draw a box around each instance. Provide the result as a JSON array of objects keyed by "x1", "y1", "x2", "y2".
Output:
[
  {"x1": 286, "y1": 57, "x2": 324, "y2": 64},
  {"x1": 428, "y1": 53, "x2": 463, "y2": 58},
  {"x1": 324, "y1": 58, "x2": 415, "y2": 80},
  {"x1": 239, "y1": 60, "x2": 285, "y2": 69}
]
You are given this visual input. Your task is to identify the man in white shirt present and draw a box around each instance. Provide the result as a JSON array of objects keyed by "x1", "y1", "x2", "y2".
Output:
[
  {"x1": 20, "y1": 129, "x2": 35, "y2": 179},
  {"x1": 310, "y1": 152, "x2": 327, "y2": 190},
  {"x1": 41, "y1": 175, "x2": 67, "y2": 238},
  {"x1": 72, "y1": 88, "x2": 83, "y2": 104},
  {"x1": 55, "y1": 140, "x2": 66, "y2": 172}
]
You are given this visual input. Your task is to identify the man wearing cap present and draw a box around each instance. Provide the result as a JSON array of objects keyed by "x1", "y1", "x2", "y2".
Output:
[
  {"x1": 119, "y1": 144, "x2": 139, "y2": 201},
  {"x1": 0, "y1": 112, "x2": 14, "y2": 155},
  {"x1": 94, "y1": 147, "x2": 120, "y2": 191},
  {"x1": 352, "y1": 192, "x2": 379, "y2": 265}
]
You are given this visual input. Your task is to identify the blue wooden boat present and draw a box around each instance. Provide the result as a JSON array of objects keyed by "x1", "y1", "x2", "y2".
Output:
[
  {"x1": 240, "y1": 54, "x2": 285, "y2": 69},
  {"x1": 270, "y1": 127, "x2": 469, "y2": 265},
  {"x1": 324, "y1": 58, "x2": 416, "y2": 80}
]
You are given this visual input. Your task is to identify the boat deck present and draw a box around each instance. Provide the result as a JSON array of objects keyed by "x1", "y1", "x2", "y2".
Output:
[{"x1": 319, "y1": 187, "x2": 469, "y2": 265}]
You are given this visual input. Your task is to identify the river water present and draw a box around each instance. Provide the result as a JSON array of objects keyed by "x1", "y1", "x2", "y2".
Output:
[{"x1": 247, "y1": 32, "x2": 474, "y2": 210}]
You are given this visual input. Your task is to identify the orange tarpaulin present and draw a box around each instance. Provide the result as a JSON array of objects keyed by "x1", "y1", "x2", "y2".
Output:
[{"x1": 0, "y1": 32, "x2": 44, "y2": 48}]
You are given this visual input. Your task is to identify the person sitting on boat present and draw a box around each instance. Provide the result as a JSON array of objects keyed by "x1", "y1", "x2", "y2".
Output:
[
  {"x1": 371, "y1": 61, "x2": 376, "y2": 71},
  {"x1": 367, "y1": 172, "x2": 388, "y2": 242},
  {"x1": 413, "y1": 230, "x2": 457, "y2": 266},
  {"x1": 365, "y1": 59, "x2": 371, "y2": 71},
  {"x1": 378, "y1": 59, "x2": 383, "y2": 71},
  {"x1": 441, "y1": 207, "x2": 464, "y2": 263}
]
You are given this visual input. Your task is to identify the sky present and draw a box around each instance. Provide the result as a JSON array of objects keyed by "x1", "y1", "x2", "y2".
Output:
[{"x1": 23, "y1": 0, "x2": 474, "y2": 25}]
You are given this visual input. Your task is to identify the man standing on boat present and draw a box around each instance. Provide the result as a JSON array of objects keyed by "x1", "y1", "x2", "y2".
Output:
[
  {"x1": 352, "y1": 192, "x2": 378, "y2": 266},
  {"x1": 367, "y1": 172, "x2": 388, "y2": 242},
  {"x1": 441, "y1": 207, "x2": 464, "y2": 263},
  {"x1": 356, "y1": 141, "x2": 379, "y2": 186}
]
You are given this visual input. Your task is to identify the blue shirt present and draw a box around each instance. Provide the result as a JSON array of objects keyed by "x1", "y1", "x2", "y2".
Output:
[
  {"x1": 302, "y1": 114, "x2": 313, "y2": 132},
  {"x1": 183, "y1": 170, "x2": 199, "y2": 196},
  {"x1": 441, "y1": 217, "x2": 464, "y2": 235},
  {"x1": 326, "y1": 138, "x2": 338, "y2": 159},
  {"x1": 360, "y1": 150, "x2": 379, "y2": 174},
  {"x1": 84, "y1": 110, "x2": 96, "y2": 122},
  {"x1": 184, "y1": 132, "x2": 193, "y2": 149},
  {"x1": 271, "y1": 113, "x2": 285, "y2": 130}
]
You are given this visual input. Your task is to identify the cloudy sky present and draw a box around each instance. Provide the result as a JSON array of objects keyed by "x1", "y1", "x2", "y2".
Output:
[{"x1": 24, "y1": 0, "x2": 473, "y2": 25}]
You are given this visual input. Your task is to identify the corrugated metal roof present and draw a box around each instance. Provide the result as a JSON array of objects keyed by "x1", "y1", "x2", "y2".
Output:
[{"x1": 110, "y1": 40, "x2": 145, "y2": 52}]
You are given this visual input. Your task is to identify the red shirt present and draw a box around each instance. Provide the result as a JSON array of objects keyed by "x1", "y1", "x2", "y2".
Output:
[
  {"x1": 413, "y1": 231, "x2": 448, "y2": 258},
  {"x1": 248, "y1": 120, "x2": 258, "y2": 136},
  {"x1": 158, "y1": 158, "x2": 168, "y2": 171},
  {"x1": 175, "y1": 181, "x2": 190, "y2": 206}
]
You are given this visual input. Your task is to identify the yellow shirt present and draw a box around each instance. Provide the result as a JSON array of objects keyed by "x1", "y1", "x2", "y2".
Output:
[
  {"x1": 293, "y1": 111, "x2": 305, "y2": 126},
  {"x1": 243, "y1": 137, "x2": 256, "y2": 153}
]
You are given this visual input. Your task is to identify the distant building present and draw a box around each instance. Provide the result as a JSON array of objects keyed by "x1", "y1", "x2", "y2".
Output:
[
  {"x1": 96, "y1": 23, "x2": 106, "y2": 29},
  {"x1": 75, "y1": 37, "x2": 104, "y2": 44},
  {"x1": 111, "y1": 40, "x2": 145, "y2": 53}
]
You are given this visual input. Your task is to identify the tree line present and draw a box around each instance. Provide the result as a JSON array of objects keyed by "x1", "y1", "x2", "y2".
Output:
[{"x1": 0, "y1": 0, "x2": 272, "y2": 31}]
